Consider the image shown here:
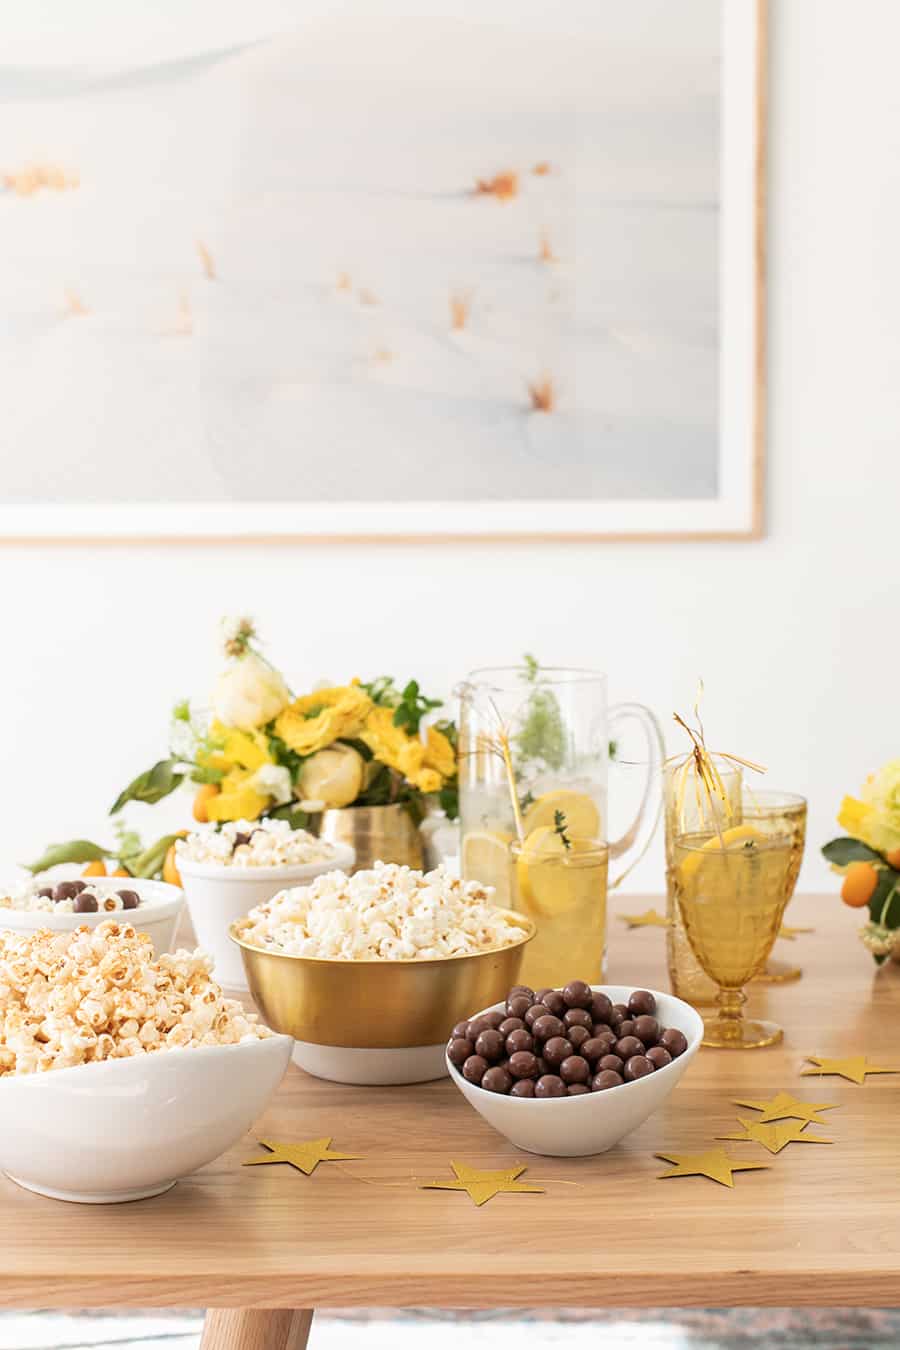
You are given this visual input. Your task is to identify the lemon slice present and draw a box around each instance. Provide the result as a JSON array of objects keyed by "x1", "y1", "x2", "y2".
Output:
[
  {"x1": 461, "y1": 829, "x2": 513, "y2": 905},
  {"x1": 678, "y1": 824, "x2": 767, "y2": 883},
  {"x1": 522, "y1": 790, "x2": 601, "y2": 840},
  {"x1": 515, "y1": 826, "x2": 602, "y2": 917}
]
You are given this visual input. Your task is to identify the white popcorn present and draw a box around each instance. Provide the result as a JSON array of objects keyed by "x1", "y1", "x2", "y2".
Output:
[
  {"x1": 237, "y1": 861, "x2": 527, "y2": 962},
  {"x1": 0, "y1": 920, "x2": 272, "y2": 1077},
  {"x1": 177, "y1": 818, "x2": 336, "y2": 869}
]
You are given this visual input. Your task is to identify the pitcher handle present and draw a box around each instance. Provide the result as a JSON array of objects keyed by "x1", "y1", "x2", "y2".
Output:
[{"x1": 607, "y1": 702, "x2": 665, "y2": 890}]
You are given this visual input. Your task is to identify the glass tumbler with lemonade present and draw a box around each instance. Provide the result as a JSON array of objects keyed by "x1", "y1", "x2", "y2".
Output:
[{"x1": 457, "y1": 665, "x2": 664, "y2": 990}]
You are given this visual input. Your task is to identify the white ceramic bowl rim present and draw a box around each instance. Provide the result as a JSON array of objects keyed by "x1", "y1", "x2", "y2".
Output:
[
  {"x1": 446, "y1": 984, "x2": 704, "y2": 1106},
  {"x1": 230, "y1": 905, "x2": 536, "y2": 966},
  {"x1": 0, "y1": 1033, "x2": 293, "y2": 1092},
  {"x1": 177, "y1": 841, "x2": 355, "y2": 882},
  {"x1": 1, "y1": 878, "x2": 184, "y2": 923}
]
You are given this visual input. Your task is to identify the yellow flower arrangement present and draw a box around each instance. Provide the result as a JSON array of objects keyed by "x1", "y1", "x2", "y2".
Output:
[
  {"x1": 28, "y1": 623, "x2": 459, "y2": 882},
  {"x1": 824, "y1": 758, "x2": 900, "y2": 964}
]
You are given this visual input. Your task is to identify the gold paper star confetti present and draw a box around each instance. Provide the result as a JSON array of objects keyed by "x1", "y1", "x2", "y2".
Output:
[
  {"x1": 801, "y1": 1056, "x2": 900, "y2": 1085},
  {"x1": 421, "y1": 1161, "x2": 544, "y2": 1207},
  {"x1": 734, "y1": 1091, "x2": 838, "y2": 1126},
  {"x1": 778, "y1": 924, "x2": 814, "y2": 940},
  {"x1": 244, "y1": 1138, "x2": 362, "y2": 1177},
  {"x1": 717, "y1": 1117, "x2": 833, "y2": 1156},
  {"x1": 655, "y1": 1148, "x2": 769, "y2": 1188},
  {"x1": 619, "y1": 908, "x2": 671, "y2": 929}
]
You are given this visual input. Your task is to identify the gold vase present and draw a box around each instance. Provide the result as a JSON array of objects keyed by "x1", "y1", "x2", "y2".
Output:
[{"x1": 319, "y1": 803, "x2": 424, "y2": 873}]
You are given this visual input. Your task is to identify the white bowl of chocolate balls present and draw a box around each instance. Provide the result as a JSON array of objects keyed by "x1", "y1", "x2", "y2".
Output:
[
  {"x1": 0, "y1": 877, "x2": 184, "y2": 957},
  {"x1": 446, "y1": 980, "x2": 703, "y2": 1157}
]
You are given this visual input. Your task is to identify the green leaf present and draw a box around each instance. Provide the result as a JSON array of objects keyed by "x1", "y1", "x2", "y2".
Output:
[
  {"x1": 110, "y1": 759, "x2": 185, "y2": 815},
  {"x1": 870, "y1": 868, "x2": 900, "y2": 928},
  {"x1": 267, "y1": 734, "x2": 307, "y2": 781},
  {"x1": 439, "y1": 784, "x2": 459, "y2": 820},
  {"x1": 821, "y1": 837, "x2": 883, "y2": 867},
  {"x1": 268, "y1": 804, "x2": 311, "y2": 830},
  {"x1": 128, "y1": 833, "x2": 184, "y2": 880},
  {"x1": 189, "y1": 763, "x2": 226, "y2": 786},
  {"x1": 171, "y1": 699, "x2": 191, "y2": 723},
  {"x1": 23, "y1": 839, "x2": 111, "y2": 875}
]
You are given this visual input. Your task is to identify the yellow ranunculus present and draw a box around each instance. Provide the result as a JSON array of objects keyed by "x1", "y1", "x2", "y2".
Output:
[
  {"x1": 838, "y1": 759, "x2": 900, "y2": 854},
  {"x1": 423, "y1": 726, "x2": 456, "y2": 780},
  {"x1": 275, "y1": 685, "x2": 372, "y2": 757},
  {"x1": 359, "y1": 707, "x2": 444, "y2": 795},
  {"x1": 205, "y1": 768, "x2": 269, "y2": 822},
  {"x1": 211, "y1": 721, "x2": 272, "y2": 773}
]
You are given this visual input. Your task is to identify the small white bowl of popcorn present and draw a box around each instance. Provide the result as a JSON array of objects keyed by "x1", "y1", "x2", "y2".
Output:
[
  {"x1": 230, "y1": 862, "x2": 535, "y2": 1086},
  {"x1": 176, "y1": 820, "x2": 354, "y2": 989},
  {"x1": 0, "y1": 877, "x2": 184, "y2": 957},
  {"x1": 0, "y1": 920, "x2": 292, "y2": 1203}
]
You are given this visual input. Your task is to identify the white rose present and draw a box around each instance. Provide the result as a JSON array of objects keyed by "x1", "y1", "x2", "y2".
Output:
[
  {"x1": 249, "y1": 763, "x2": 294, "y2": 806},
  {"x1": 212, "y1": 652, "x2": 290, "y2": 731},
  {"x1": 297, "y1": 745, "x2": 364, "y2": 808}
]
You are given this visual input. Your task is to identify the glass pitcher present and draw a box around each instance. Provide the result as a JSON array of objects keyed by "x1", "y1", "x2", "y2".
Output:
[{"x1": 457, "y1": 667, "x2": 664, "y2": 990}]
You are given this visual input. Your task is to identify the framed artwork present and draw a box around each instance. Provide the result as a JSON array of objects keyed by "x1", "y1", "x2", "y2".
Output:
[{"x1": 0, "y1": 0, "x2": 766, "y2": 541}]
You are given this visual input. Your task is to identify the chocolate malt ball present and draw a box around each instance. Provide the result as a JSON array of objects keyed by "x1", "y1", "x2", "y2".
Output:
[
  {"x1": 624, "y1": 1054, "x2": 654, "y2": 1081},
  {"x1": 581, "y1": 1037, "x2": 610, "y2": 1064},
  {"x1": 481, "y1": 1065, "x2": 513, "y2": 1094},
  {"x1": 627, "y1": 989, "x2": 657, "y2": 1017},
  {"x1": 614, "y1": 1035, "x2": 644, "y2": 1062},
  {"x1": 509, "y1": 985, "x2": 535, "y2": 1003},
  {"x1": 633, "y1": 1015, "x2": 659, "y2": 1046},
  {"x1": 590, "y1": 991, "x2": 613, "y2": 1024},
  {"x1": 563, "y1": 1008, "x2": 593, "y2": 1032},
  {"x1": 505, "y1": 1028, "x2": 534, "y2": 1055},
  {"x1": 540, "y1": 990, "x2": 567, "y2": 1018},
  {"x1": 474, "y1": 1029, "x2": 504, "y2": 1061},
  {"x1": 535, "y1": 1074, "x2": 567, "y2": 1099},
  {"x1": 559, "y1": 1055, "x2": 590, "y2": 1085},
  {"x1": 532, "y1": 1014, "x2": 566, "y2": 1043},
  {"x1": 116, "y1": 890, "x2": 140, "y2": 911},
  {"x1": 511, "y1": 1078, "x2": 536, "y2": 1098},
  {"x1": 462, "y1": 1054, "x2": 489, "y2": 1084},
  {"x1": 447, "y1": 1037, "x2": 473, "y2": 1067},
  {"x1": 568, "y1": 1026, "x2": 590, "y2": 1051},
  {"x1": 646, "y1": 1045, "x2": 672, "y2": 1070},
  {"x1": 567, "y1": 1083, "x2": 590, "y2": 1096},
  {"x1": 562, "y1": 979, "x2": 593, "y2": 1010},
  {"x1": 542, "y1": 1036, "x2": 573, "y2": 1069},
  {"x1": 598, "y1": 1054, "x2": 624, "y2": 1074},
  {"x1": 499, "y1": 1017, "x2": 525, "y2": 1036},
  {"x1": 508, "y1": 1050, "x2": 539, "y2": 1079},
  {"x1": 591, "y1": 1069, "x2": 624, "y2": 1091},
  {"x1": 659, "y1": 1027, "x2": 688, "y2": 1058},
  {"x1": 506, "y1": 994, "x2": 532, "y2": 1020},
  {"x1": 73, "y1": 892, "x2": 99, "y2": 913}
]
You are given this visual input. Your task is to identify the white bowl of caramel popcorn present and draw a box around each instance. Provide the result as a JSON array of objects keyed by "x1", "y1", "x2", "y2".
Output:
[
  {"x1": 0, "y1": 877, "x2": 184, "y2": 957},
  {"x1": 0, "y1": 920, "x2": 291, "y2": 1203}
]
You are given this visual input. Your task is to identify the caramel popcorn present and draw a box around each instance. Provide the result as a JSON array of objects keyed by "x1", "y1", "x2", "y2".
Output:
[{"x1": 0, "y1": 920, "x2": 272, "y2": 1077}]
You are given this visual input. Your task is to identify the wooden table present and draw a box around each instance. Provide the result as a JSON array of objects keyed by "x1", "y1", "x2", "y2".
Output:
[{"x1": 3, "y1": 895, "x2": 899, "y2": 1349}]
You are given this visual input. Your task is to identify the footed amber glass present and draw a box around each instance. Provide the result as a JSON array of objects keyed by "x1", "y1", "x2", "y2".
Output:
[{"x1": 672, "y1": 830, "x2": 794, "y2": 1048}]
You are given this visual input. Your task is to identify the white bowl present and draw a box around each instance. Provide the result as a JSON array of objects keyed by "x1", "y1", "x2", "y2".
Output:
[
  {"x1": 0, "y1": 1033, "x2": 292, "y2": 1203},
  {"x1": 178, "y1": 845, "x2": 355, "y2": 989},
  {"x1": 291, "y1": 1041, "x2": 448, "y2": 1085},
  {"x1": 0, "y1": 879, "x2": 184, "y2": 957},
  {"x1": 447, "y1": 985, "x2": 703, "y2": 1157}
]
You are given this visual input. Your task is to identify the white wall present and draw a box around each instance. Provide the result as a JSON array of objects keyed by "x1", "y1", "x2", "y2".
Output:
[{"x1": 1, "y1": 0, "x2": 898, "y2": 894}]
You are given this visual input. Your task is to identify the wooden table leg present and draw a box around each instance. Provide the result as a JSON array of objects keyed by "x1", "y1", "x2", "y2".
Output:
[{"x1": 200, "y1": 1308, "x2": 313, "y2": 1350}]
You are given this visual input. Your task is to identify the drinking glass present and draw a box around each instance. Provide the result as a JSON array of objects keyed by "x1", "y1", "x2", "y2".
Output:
[
  {"x1": 457, "y1": 667, "x2": 663, "y2": 990},
  {"x1": 672, "y1": 828, "x2": 794, "y2": 1048},
  {"x1": 745, "y1": 790, "x2": 808, "y2": 983},
  {"x1": 664, "y1": 755, "x2": 743, "y2": 1006}
]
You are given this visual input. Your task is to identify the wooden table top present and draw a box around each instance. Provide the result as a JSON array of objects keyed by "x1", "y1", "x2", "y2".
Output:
[{"x1": 3, "y1": 893, "x2": 899, "y2": 1310}]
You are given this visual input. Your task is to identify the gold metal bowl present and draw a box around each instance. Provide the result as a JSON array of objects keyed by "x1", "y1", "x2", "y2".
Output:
[{"x1": 229, "y1": 909, "x2": 535, "y2": 1049}]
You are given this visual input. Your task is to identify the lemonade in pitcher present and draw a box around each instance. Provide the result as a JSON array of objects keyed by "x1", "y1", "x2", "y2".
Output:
[{"x1": 458, "y1": 664, "x2": 662, "y2": 990}]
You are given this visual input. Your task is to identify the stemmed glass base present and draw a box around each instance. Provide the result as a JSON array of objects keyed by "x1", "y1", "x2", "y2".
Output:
[
  {"x1": 701, "y1": 988, "x2": 783, "y2": 1050},
  {"x1": 754, "y1": 957, "x2": 802, "y2": 984}
]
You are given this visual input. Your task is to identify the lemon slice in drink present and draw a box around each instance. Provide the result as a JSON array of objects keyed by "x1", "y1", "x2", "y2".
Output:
[
  {"x1": 515, "y1": 825, "x2": 601, "y2": 917},
  {"x1": 678, "y1": 824, "x2": 768, "y2": 883},
  {"x1": 522, "y1": 790, "x2": 601, "y2": 840},
  {"x1": 461, "y1": 830, "x2": 513, "y2": 905}
]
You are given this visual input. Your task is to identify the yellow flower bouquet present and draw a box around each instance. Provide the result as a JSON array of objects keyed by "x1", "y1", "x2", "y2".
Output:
[
  {"x1": 822, "y1": 758, "x2": 900, "y2": 963},
  {"x1": 27, "y1": 619, "x2": 458, "y2": 882}
]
